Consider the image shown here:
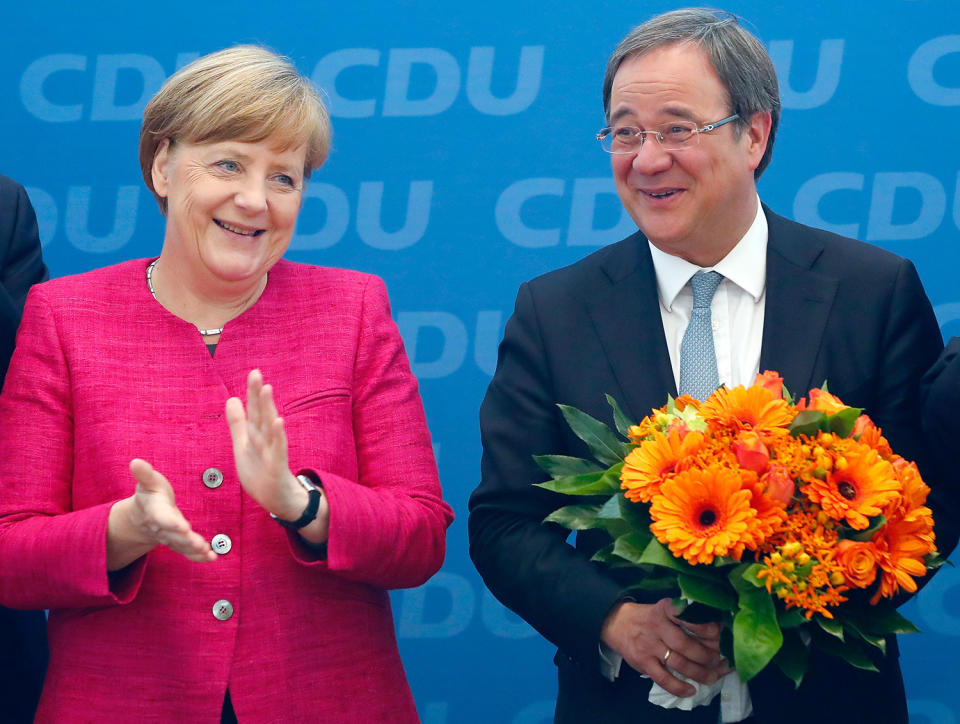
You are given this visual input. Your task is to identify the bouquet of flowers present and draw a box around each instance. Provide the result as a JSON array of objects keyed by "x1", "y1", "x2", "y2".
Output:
[{"x1": 535, "y1": 371, "x2": 944, "y2": 688}]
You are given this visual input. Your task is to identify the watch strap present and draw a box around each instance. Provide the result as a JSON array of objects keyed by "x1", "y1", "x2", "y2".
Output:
[{"x1": 271, "y1": 474, "x2": 322, "y2": 530}]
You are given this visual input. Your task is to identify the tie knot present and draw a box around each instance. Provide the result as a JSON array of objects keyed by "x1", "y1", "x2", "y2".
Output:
[{"x1": 690, "y1": 271, "x2": 723, "y2": 309}]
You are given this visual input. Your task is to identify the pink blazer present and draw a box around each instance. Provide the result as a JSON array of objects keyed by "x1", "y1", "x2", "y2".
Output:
[{"x1": 0, "y1": 259, "x2": 453, "y2": 723}]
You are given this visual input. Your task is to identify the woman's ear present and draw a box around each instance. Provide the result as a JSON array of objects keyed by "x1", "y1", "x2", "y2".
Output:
[{"x1": 151, "y1": 138, "x2": 172, "y2": 199}]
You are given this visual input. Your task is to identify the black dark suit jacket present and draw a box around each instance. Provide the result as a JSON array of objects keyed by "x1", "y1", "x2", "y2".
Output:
[
  {"x1": 0, "y1": 173, "x2": 49, "y2": 724},
  {"x1": 470, "y1": 206, "x2": 949, "y2": 724}
]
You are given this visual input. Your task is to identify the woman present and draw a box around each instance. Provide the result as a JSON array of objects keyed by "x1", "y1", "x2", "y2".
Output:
[{"x1": 0, "y1": 46, "x2": 453, "y2": 723}]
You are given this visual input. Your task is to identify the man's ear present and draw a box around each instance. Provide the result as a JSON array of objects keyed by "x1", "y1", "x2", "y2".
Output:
[
  {"x1": 743, "y1": 111, "x2": 772, "y2": 173},
  {"x1": 151, "y1": 138, "x2": 172, "y2": 199}
]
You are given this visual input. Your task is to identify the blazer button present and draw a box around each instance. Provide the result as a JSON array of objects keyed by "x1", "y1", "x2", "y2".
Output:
[
  {"x1": 202, "y1": 468, "x2": 224, "y2": 489},
  {"x1": 211, "y1": 534, "x2": 232, "y2": 555},
  {"x1": 212, "y1": 600, "x2": 234, "y2": 621}
]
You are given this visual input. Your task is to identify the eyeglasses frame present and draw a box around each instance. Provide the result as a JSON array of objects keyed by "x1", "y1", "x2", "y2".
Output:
[{"x1": 596, "y1": 114, "x2": 741, "y2": 154}]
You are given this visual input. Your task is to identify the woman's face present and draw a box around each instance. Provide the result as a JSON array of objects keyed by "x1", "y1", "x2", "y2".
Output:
[{"x1": 151, "y1": 135, "x2": 307, "y2": 287}]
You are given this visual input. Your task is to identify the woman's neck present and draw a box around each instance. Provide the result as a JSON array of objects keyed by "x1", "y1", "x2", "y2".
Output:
[{"x1": 147, "y1": 253, "x2": 268, "y2": 336}]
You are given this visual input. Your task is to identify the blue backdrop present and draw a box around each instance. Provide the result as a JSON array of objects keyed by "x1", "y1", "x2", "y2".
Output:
[{"x1": 2, "y1": 1, "x2": 959, "y2": 721}]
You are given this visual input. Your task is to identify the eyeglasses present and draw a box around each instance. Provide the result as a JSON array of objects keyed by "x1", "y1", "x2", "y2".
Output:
[{"x1": 597, "y1": 114, "x2": 740, "y2": 154}]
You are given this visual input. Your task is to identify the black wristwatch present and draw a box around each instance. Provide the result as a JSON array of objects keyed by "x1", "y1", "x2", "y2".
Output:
[{"x1": 270, "y1": 474, "x2": 322, "y2": 530}]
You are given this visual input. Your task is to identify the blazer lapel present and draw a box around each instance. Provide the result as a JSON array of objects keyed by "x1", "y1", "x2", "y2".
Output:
[
  {"x1": 759, "y1": 207, "x2": 839, "y2": 396},
  {"x1": 585, "y1": 235, "x2": 677, "y2": 423}
]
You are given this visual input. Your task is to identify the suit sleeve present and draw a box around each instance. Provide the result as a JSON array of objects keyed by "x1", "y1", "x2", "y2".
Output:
[
  {"x1": 920, "y1": 337, "x2": 960, "y2": 560},
  {"x1": 469, "y1": 282, "x2": 626, "y2": 668},
  {"x1": 0, "y1": 286, "x2": 145, "y2": 609},
  {"x1": 0, "y1": 179, "x2": 49, "y2": 385},
  {"x1": 289, "y1": 275, "x2": 453, "y2": 590},
  {"x1": 868, "y1": 258, "x2": 958, "y2": 559}
]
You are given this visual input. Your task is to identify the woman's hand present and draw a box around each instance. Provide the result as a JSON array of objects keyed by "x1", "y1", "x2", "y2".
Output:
[
  {"x1": 226, "y1": 369, "x2": 329, "y2": 543},
  {"x1": 107, "y1": 459, "x2": 216, "y2": 571}
]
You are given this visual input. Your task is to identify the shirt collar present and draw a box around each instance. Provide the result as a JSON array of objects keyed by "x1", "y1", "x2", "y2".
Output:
[{"x1": 649, "y1": 198, "x2": 768, "y2": 311}]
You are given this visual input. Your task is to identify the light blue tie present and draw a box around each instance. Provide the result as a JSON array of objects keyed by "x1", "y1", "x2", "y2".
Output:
[{"x1": 678, "y1": 271, "x2": 723, "y2": 401}]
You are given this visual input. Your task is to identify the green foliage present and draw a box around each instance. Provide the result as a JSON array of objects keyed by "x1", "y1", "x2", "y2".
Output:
[
  {"x1": 533, "y1": 454, "x2": 603, "y2": 478},
  {"x1": 730, "y1": 564, "x2": 783, "y2": 681},
  {"x1": 773, "y1": 629, "x2": 808, "y2": 689},
  {"x1": 543, "y1": 504, "x2": 603, "y2": 530},
  {"x1": 533, "y1": 465, "x2": 623, "y2": 495},
  {"x1": 557, "y1": 404, "x2": 629, "y2": 466},
  {"x1": 605, "y1": 394, "x2": 634, "y2": 438}
]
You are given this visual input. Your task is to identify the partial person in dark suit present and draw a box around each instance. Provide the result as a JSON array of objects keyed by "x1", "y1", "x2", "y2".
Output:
[
  {"x1": 469, "y1": 9, "x2": 950, "y2": 723},
  {"x1": 0, "y1": 173, "x2": 50, "y2": 723}
]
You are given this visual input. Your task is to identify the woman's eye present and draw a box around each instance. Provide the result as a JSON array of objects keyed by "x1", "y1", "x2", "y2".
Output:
[
  {"x1": 274, "y1": 174, "x2": 295, "y2": 187},
  {"x1": 215, "y1": 160, "x2": 239, "y2": 172}
]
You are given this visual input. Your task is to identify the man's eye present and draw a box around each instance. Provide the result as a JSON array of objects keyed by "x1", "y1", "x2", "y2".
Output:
[{"x1": 613, "y1": 127, "x2": 638, "y2": 139}]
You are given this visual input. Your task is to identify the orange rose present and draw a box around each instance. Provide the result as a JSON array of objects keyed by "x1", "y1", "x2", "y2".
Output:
[
  {"x1": 761, "y1": 463, "x2": 795, "y2": 505},
  {"x1": 753, "y1": 370, "x2": 785, "y2": 399},
  {"x1": 733, "y1": 430, "x2": 770, "y2": 474},
  {"x1": 798, "y1": 388, "x2": 848, "y2": 415},
  {"x1": 836, "y1": 539, "x2": 879, "y2": 588},
  {"x1": 852, "y1": 413, "x2": 876, "y2": 437}
]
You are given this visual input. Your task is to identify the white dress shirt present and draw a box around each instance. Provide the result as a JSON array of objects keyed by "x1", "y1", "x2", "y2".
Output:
[{"x1": 649, "y1": 199, "x2": 768, "y2": 391}]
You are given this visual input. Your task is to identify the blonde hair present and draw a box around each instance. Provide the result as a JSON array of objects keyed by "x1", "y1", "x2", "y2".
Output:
[{"x1": 139, "y1": 45, "x2": 332, "y2": 212}]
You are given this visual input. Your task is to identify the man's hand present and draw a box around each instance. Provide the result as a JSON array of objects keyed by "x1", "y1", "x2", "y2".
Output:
[{"x1": 600, "y1": 598, "x2": 730, "y2": 697}]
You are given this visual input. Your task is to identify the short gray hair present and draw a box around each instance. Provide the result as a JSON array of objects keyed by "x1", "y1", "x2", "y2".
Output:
[
  {"x1": 602, "y1": 8, "x2": 780, "y2": 178},
  {"x1": 139, "y1": 45, "x2": 332, "y2": 213}
]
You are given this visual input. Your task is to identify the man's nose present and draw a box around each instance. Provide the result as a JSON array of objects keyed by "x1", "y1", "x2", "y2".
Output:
[{"x1": 631, "y1": 134, "x2": 672, "y2": 174}]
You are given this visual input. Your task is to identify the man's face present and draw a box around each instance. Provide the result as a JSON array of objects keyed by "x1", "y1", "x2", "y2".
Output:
[{"x1": 608, "y1": 43, "x2": 769, "y2": 266}]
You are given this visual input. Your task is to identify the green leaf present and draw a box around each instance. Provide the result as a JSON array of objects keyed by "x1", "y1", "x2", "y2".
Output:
[
  {"x1": 773, "y1": 629, "x2": 808, "y2": 689},
  {"x1": 841, "y1": 515, "x2": 886, "y2": 542},
  {"x1": 777, "y1": 608, "x2": 808, "y2": 630},
  {"x1": 590, "y1": 542, "x2": 617, "y2": 564},
  {"x1": 789, "y1": 410, "x2": 826, "y2": 437},
  {"x1": 595, "y1": 494, "x2": 633, "y2": 539},
  {"x1": 815, "y1": 630, "x2": 878, "y2": 672},
  {"x1": 625, "y1": 573, "x2": 680, "y2": 592},
  {"x1": 843, "y1": 620, "x2": 887, "y2": 654},
  {"x1": 732, "y1": 584, "x2": 783, "y2": 682},
  {"x1": 677, "y1": 573, "x2": 736, "y2": 612},
  {"x1": 638, "y1": 539, "x2": 716, "y2": 580},
  {"x1": 613, "y1": 532, "x2": 653, "y2": 565},
  {"x1": 618, "y1": 495, "x2": 653, "y2": 530},
  {"x1": 855, "y1": 607, "x2": 921, "y2": 635},
  {"x1": 533, "y1": 454, "x2": 603, "y2": 478},
  {"x1": 543, "y1": 504, "x2": 603, "y2": 530},
  {"x1": 606, "y1": 394, "x2": 634, "y2": 438},
  {"x1": 825, "y1": 406, "x2": 863, "y2": 438},
  {"x1": 534, "y1": 465, "x2": 623, "y2": 496},
  {"x1": 816, "y1": 615, "x2": 844, "y2": 641},
  {"x1": 557, "y1": 404, "x2": 629, "y2": 466},
  {"x1": 782, "y1": 384, "x2": 796, "y2": 406}
]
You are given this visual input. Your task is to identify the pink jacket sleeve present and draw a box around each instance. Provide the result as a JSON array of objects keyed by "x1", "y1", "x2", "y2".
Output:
[
  {"x1": 0, "y1": 286, "x2": 144, "y2": 609},
  {"x1": 287, "y1": 275, "x2": 453, "y2": 589}
]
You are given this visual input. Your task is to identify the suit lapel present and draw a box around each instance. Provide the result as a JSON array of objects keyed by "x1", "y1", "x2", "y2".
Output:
[
  {"x1": 585, "y1": 235, "x2": 677, "y2": 423},
  {"x1": 759, "y1": 207, "x2": 839, "y2": 396}
]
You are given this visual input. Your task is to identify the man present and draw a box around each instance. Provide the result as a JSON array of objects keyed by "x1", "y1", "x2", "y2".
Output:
[
  {"x1": 0, "y1": 173, "x2": 49, "y2": 723},
  {"x1": 469, "y1": 9, "x2": 948, "y2": 723}
]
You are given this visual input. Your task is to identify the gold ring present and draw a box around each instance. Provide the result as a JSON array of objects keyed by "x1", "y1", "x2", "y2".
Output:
[{"x1": 663, "y1": 649, "x2": 671, "y2": 664}]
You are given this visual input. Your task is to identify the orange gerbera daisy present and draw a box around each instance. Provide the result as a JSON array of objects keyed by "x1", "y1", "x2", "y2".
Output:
[
  {"x1": 621, "y1": 429, "x2": 704, "y2": 503},
  {"x1": 699, "y1": 385, "x2": 796, "y2": 434},
  {"x1": 742, "y1": 473, "x2": 789, "y2": 546},
  {"x1": 801, "y1": 440, "x2": 900, "y2": 529},
  {"x1": 649, "y1": 465, "x2": 756, "y2": 565},
  {"x1": 887, "y1": 458, "x2": 934, "y2": 526},
  {"x1": 871, "y1": 517, "x2": 936, "y2": 603}
]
